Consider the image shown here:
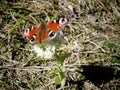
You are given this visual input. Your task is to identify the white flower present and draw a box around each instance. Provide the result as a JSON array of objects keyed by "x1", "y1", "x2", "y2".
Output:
[{"x1": 33, "y1": 45, "x2": 56, "y2": 59}]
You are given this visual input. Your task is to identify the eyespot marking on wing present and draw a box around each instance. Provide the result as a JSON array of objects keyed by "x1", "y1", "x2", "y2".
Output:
[
  {"x1": 48, "y1": 30, "x2": 56, "y2": 39},
  {"x1": 30, "y1": 35, "x2": 36, "y2": 43},
  {"x1": 59, "y1": 18, "x2": 68, "y2": 26}
]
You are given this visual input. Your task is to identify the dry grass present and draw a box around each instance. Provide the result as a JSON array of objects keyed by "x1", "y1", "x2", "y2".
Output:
[{"x1": 0, "y1": 0, "x2": 120, "y2": 89}]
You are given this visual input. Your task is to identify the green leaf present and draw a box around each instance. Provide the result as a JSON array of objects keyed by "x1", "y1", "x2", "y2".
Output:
[
  {"x1": 55, "y1": 51, "x2": 71, "y2": 66},
  {"x1": 49, "y1": 68, "x2": 59, "y2": 75},
  {"x1": 61, "y1": 77, "x2": 67, "y2": 87},
  {"x1": 58, "y1": 67, "x2": 66, "y2": 87},
  {"x1": 54, "y1": 76, "x2": 61, "y2": 85},
  {"x1": 54, "y1": 74, "x2": 67, "y2": 87}
]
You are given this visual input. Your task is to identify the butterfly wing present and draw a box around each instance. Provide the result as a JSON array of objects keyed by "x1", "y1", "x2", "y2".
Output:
[
  {"x1": 24, "y1": 17, "x2": 68, "y2": 44},
  {"x1": 47, "y1": 18, "x2": 68, "y2": 32},
  {"x1": 24, "y1": 26, "x2": 38, "y2": 40},
  {"x1": 36, "y1": 21, "x2": 49, "y2": 43},
  {"x1": 47, "y1": 22, "x2": 60, "y2": 32},
  {"x1": 24, "y1": 22, "x2": 49, "y2": 44}
]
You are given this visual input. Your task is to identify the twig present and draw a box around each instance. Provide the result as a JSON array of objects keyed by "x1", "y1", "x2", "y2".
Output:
[
  {"x1": 40, "y1": 81, "x2": 55, "y2": 90},
  {"x1": 0, "y1": 55, "x2": 23, "y2": 64},
  {"x1": 29, "y1": 14, "x2": 38, "y2": 24},
  {"x1": 83, "y1": 39, "x2": 106, "y2": 53}
]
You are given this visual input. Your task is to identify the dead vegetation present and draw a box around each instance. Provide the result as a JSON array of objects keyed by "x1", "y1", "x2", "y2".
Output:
[{"x1": 0, "y1": 0, "x2": 120, "y2": 89}]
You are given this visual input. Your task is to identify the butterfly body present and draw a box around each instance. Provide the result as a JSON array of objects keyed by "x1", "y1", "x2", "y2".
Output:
[{"x1": 24, "y1": 18, "x2": 68, "y2": 44}]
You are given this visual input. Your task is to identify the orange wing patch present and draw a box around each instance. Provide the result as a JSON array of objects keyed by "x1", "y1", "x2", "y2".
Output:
[
  {"x1": 27, "y1": 26, "x2": 38, "y2": 40},
  {"x1": 47, "y1": 22, "x2": 61, "y2": 32}
]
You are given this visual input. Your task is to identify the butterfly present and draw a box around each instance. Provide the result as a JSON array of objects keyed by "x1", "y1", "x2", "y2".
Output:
[{"x1": 24, "y1": 17, "x2": 68, "y2": 44}]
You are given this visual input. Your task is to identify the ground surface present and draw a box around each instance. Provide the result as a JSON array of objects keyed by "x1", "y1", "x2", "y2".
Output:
[{"x1": 0, "y1": 0, "x2": 120, "y2": 90}]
